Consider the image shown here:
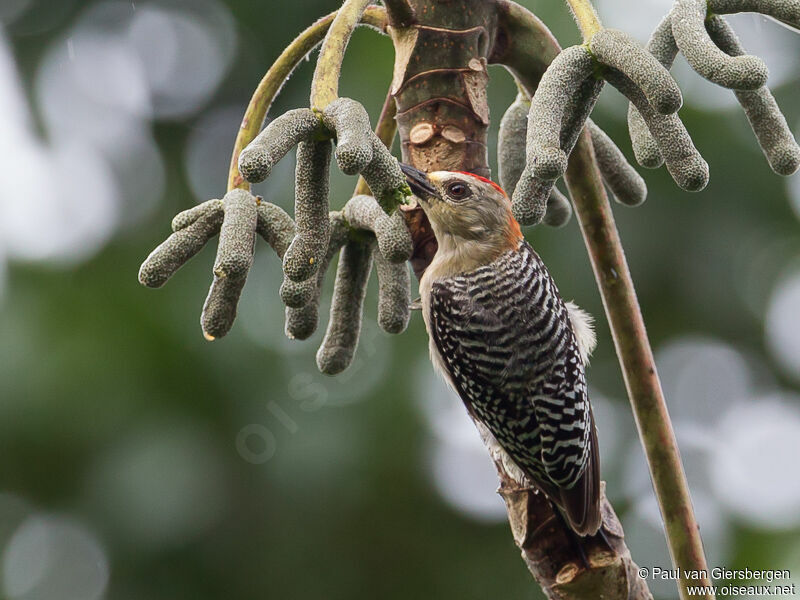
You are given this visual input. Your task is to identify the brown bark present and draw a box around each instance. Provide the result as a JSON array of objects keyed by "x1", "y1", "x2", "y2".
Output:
[{"x1": 384, "y1": 1, "x2": 652, "y2": 598}]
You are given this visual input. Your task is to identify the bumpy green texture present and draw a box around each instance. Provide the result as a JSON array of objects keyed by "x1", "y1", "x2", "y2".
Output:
[
  {"x1": 590, "y1": 29, "x2": 683, "y2": 115},
  {"x1": 255, "y1": 202, "x2": 295, "y2": 256},
  {"x1": 498, "y1": 94, "x2": 529, "y2": 197},
  {"x1": 513, "y1": 58, "x2": 602, "y2": 226},
  {"x1": 627, "y1": 103, "x2": 665, "y2": 169},
  {"x1": 708, "y1": 0, "x2": 800, "y2": 27},
  {"x1": 543, "y1": 188, "x2": 573, "y2": 228},
  {"x1": 707, "y1": 16, "x2": 800, "y2": 175},
  {"x1": 673, "y1": 0, "x2": 768, "y2": 90},
  {"x1": 629, "y1": 5, "x2": 800, "y2": 177},
  {"x1": 285, "y1": 212, "x2": 350, "y2": 341},
  {"x1": 139, "y1": 202, "x2": 224, "y2": 288},
  {"x1": 319, "y1": 97, "x2": 410, "y2": 212},
  {"x1": 374, "y1": 249, "x2": 411, "y2": 334},
  {"x1": 560, "y1": 77, "x2": 605, "y2": 157},
  {"x1": 171, "y1": 199, "x2": 224, "y2": 232},
  {"x1": 588, "y1": 120, "x2": 648, "y2": 206},
  {"x1": 238, "y1": 108, "x2": 322, "y2": 183},
  {"x1": 647, "y1": 14, "x2": 680, "y2": 68},
  {"x1": 607, "y1": 68, "x2": 709, "y2": 191},
  {"x1": 499, "y1": 96, "x2": 566, "y2": 226},
  {"x1": 359, "y1": 137, "x2": 411, "y2": 213},
  {"x1": 512, "y1": 176, "x2": 556, "y2": 226},
  {"x1": 526, "y1": 45, "x2": 595, "y2": 181},
  {"x1": 200, "y1": 189, "x2": 258, "y2": 339},
  {"x1": 342, "y1": 194, "x2": 412, "y2": 262},
  {"x1": 283, "y1": 140, "x2": 333, "y2": 282},
  {"x1": 316, "y1": 240, "x2": 373, "y2": 375},
  {"x1": 280, "y1": 278, "x2": 315, "y2": 308},
  {"x1": 322, "y1": 98, "x2": 374, "y2": 175},
  {"x1": 627, "y1": 15, "x2": 678, "y2": 168}
]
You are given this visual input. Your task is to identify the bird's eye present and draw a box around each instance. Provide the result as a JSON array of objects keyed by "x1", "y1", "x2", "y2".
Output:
[{"x1": 446, "y1": 181, "x2": 471, "y2": 200}]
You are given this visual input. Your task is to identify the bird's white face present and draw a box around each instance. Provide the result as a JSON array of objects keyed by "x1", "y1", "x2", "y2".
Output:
[{"x1": 400, "y1": 167, "x2": 518, "y2": 243}]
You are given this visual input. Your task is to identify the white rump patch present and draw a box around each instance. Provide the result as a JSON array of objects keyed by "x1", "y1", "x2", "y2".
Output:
[
  {"x1": 475, "y1": 421, "x2": 529, "y2": 486},
  {"x1": 565, "y1": 301, "x2": 597, "y2": 364}
]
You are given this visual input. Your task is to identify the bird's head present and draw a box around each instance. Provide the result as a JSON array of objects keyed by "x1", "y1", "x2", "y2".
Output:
[{"x1": 400, "y1": 165, "x2": 523, "y2": 255}]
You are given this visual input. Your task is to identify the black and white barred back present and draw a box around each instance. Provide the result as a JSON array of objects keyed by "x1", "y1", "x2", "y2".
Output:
[{"x1": 428, "y1": 240, "x2": 601, "y2": 534}]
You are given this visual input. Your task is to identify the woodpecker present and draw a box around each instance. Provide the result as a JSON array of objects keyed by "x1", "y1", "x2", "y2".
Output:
[{"x1": 400, "y1": 165, "x2": 601, "y2": 536}]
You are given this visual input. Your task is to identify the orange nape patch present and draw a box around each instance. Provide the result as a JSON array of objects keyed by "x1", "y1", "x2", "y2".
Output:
[
  {"x1": 506, "y1": 216, "x2": 524, "y2": 248},
  {"x1": 455, "y1": 171, "x2": 507, "y2": 196}
]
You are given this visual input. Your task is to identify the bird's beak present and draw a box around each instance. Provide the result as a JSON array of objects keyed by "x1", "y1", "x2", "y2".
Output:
[{"x1": 400, "y1": 163, "x2": 437, "y2": 200}]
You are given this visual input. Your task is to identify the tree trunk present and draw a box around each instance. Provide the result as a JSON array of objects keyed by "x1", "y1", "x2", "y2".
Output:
[{"x1": 384, "y1": 1, "x2": 652, "y2": 598}]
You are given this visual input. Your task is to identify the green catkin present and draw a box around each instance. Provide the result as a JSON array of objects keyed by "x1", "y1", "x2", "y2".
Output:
[
  {"x1": 672, "y1": 0, "x2": 768, "y2": 90},
  {"x1": 626, "y1": 16, "x2": 677, "y2": 169},
  {"x1": 214, "y1": 190, "x2": 259, "y2": 279},
  {"x1": 590, "y1": 29, "x2": 683, "y2": 115},
  {"x1": 285, "y1": 213, "x2": 350, "y2": 340},
  {"x1": 284, "y1": 303, "x2": 320, "y2": 341},
  {"x1": 374, "y1": 249, "x2": 411, "y2": 334},
  {"x1": 512, "y1": 70, "x2": 602, "y2": 226},
  {"x1": 512, "y1": 175, "x2": 556, "y2": 225},
  {"x1": 500, "y1": 97, "x2": 570, "y2": 226},
  {"x1": 498, "y1": 94, "x2": 529, "y2": 197},
  {"x1": 139, "y1": 203, "x2": 224, "y2": 288},
  {"x1": 607, "y1": 68, "x2": 709, "y2": 191},
  {"x1": 283, "y1": 140, "x2": 333, "y2": 282},
  {"x1": 630, "y1": 8, "x2": 799, "y2": 176},
  {"x1": 255, "y1": 202, "x2": 296, "y2": 257},
  {"x1": 359, "y1": 137, "x2": 411, "y2": 213},
  {"x1": 200, "y1": 189, "x2": 258, "y2": 339},
  {"x1": 708, "y1": 0, "x2": 800, "y2": 29},
  {"x1": 255, "y1": 201, "x2": 316, "y2": 308},
  {"x1": 647, "y1": 13, "x2": 681, "y2": 68},
  {"x1": 238, "y1": 108, "x2": 322, "y2": 183},
  {"x1": 588, "y1": 120, "x2": 648, "y2": 206},
  {"x1": 322, "y1": 98, "x2": 374, "y2": 175},
  {"x1": 526, "y1": 45, "x2": 595, "y2": 181},
  {"x1": 171, "y1": 199, "x2": 224, "y2": 232},
  {"x1": 342, "y1": 194, "x2": 412, "y2": 263},
  {"x1": 560, "y1": 76, "x2": 604, "y2": 154},
  {"x1": 543, "y1": 188, "x2": 573, "y2": 228},
  {"x1": 280, "y1": 278, "x2": 315, "y2": 308},
  {"x1": 316, "y1": 240, "x2": 373, "y2": 375},
  {"x1": 706, "y1": 16, "x2": 800, "y2": 175}
]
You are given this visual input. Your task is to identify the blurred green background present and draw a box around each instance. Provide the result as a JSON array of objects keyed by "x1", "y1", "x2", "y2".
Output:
[{"x1": 0, "y1": 1, "x2": 799, "y2": 599}]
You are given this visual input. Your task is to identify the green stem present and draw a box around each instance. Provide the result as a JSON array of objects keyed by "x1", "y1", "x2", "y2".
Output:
[
  {"x1": 227, "y1": 6, "x2": 387, "y2": 192},
  {"x1": 565, "y1": 132, "x2": 713, "y2": 600},
  {"x1": 310, "y1": 0, "x2": 374, "y2": 111},
  {"x1": 552, "y1": 2, "x2": 713, "y2": 597},
  {"x1": 564, "y1": 0, "x2": 603, "y2": 40}
]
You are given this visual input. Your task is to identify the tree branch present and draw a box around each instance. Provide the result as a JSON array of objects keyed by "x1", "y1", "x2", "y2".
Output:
[
  {"x1": 558, "y1": 1, "x2": 713, "y2": 598},
  {"x1": 566, "y1": 130, "x2": 713, "y2": 600}
]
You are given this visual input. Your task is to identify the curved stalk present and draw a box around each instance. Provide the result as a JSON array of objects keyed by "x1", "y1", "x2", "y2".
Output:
[
  {"x1": 566, "y1": 132, "x2": 713, "y2": 600},
  {"x1": 564, "y1": 0, "x2": 602, "y2": 40},
  {"x1": 310, "y1": 0, "x2": 374, "y2": 111},
  {"x1": 227, "y1": 6, "x2": 388, "y2": 192},
  {"x1": 559, "y1": 1, "x2": 713, "y2": 598}
]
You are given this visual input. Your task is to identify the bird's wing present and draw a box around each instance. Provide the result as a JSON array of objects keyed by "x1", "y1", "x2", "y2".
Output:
[
  {"x1": 428, "y1": 244, "x2": 601, "y2": 535},
  {"x1": 530, "y1": 339, "x2": 601, "y2": 535}
]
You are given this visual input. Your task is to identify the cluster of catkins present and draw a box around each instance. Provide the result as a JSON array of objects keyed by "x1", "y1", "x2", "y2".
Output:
[
  {"x1": 506, "y1": 0, "x2": 800, "y2": 227},
  {"x1": 140, "y1": 0, "x2": 799, "y2": 373},
  {"x1": 139, "y1": 98, "x2": 413, "y2": 374}
]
